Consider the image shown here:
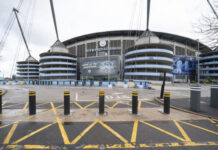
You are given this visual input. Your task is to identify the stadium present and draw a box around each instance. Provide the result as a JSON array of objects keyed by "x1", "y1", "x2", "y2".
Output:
[{"x1": 63, "y1": 30, "x2": 211, "y2": 82}]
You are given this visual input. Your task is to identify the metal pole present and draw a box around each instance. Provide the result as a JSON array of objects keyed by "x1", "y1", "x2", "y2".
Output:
[
  {"x1": 50, "y1": 0, "x2": 59, "y2": 41},
  {"x1": 160, "y1": 72, "x2": 166, "y2": 99},
  {"x1": 29, "y1": 91, "x2": 36, "y2": 115},
  {"x1": 13, "y1": 8, "x2": 31, "y2": 56},
  {"x1": 132, "y1": 91, "x2": 138, "y2": 114},
  {"x1": 0, "y1": 90, "x2": 2, "y2": 114},
  {"x1": 99, "y1": 91, "x2": 104, "y2": 114},
  {"x1": 64, "y1": 91, "x2": 70, "y2": 115},
  {"x1": 164, "y1": 92, "x2": 170, "y2": 114},
  {"x1": 146, "y1": 0, "x2": 151, "y2": 30},
  {"x1": 207, "y1": 0, "x2": 218, "y2": 19},
  {"x1": 197, "y1": 39, "x2": 200, "y2": 86}
]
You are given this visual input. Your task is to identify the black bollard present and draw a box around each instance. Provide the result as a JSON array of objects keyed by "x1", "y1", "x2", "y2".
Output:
[
  {"x1": 29, "y1": 91, "x2": 36, "y2": 115},
  {"x1": 164, "y1": 92, "x2": 170, "y2": 114},
  {"x1": 64, "y1": 91, "x2": 70, "y2": 115},
  {"x1": 132, "y1": 91, "x2": 138, "y2": 114},
  {"x1": 0, "y1": 90, "x2": 2, "y2": 114},
  {"x1": 99, "y1": 91, "x2": 104, "y2": 114}
]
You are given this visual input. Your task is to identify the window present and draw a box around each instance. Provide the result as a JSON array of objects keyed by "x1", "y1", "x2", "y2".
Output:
[
  {"x1": 69, "y1": 46, "x2": 76, "y2": 55},
  {"x1": 187, "y1": 49, "x2": 195, "y2": 57},
  {"x1": 110, "y1": 40, "x2": 121, "y2": 47},
  {"x1": 175, "y1": 46, "x2": 185, "y2": 55},
  {"x1": 123, "y1": 40, "x2": 134, "y2": 53},
  {"x1": 87, "y1": 42, "x2": 96, "y2": 57},
  {"x1": 77, "y1": 44, "x2": 85, "y2": 57}
]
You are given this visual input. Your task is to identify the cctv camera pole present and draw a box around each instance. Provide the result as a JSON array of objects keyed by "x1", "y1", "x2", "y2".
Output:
[
  {"x1": 160, "y1": 72, "x2": 166, "y2": 99},
  {"x1": 50, "y1": 0, "x2": 59, "y2": 41},
  {"x1": 146, "y1": 0, "x2": 151, "y2": 30}
]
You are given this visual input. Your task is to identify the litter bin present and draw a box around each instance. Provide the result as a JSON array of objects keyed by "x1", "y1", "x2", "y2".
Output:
[
  {"x1": 190, "y1": 86, "x2": 201, "y2": 112},
  {"x1": 211, "y1": 85, "x2": 218, "y2": 107}
]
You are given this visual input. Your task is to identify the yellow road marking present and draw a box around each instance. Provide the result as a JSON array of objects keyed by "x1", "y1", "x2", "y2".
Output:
[
  {"x1": 105, "y1": 104, "x2": 110, "y2": 108},
  {"x1": 3, "y1": 103, "x2": 25, "y2": 109},
  {"x1": 74, "y1": 102, "x2": 84, "y2": 109},
  {"x1": 140, "y1": 121, "x2": 185, "y2": 142},
  {"x1": 138, "y1": 101, "x2": 142, "y2": 109},
  {"x1": 208, "y1": 118, "x2": 216, "y2": 124},
  {"x1": 24, "y1": 145, "x2": 50, "y2": 149},
  {"x1": 142, "y1": 101, "x2": 159, "y2": 106},
  {"x1": 36, "y1": 102, "x2": 50, "y2": 107},
  {"x1": 179, "y1": 121, "x2": 218, "y2": 135},
  {"x1": 84, "y1": 101, "x2": 97, "y2": 109},
  {"x1": 131, "y1": 120, "x2": 138, "y2": 143},
  {"x1": 2, "y1": 102, "x2": 6, "y2": 106},
  {"x1": 0, "y1": 123, "x2": 11, "y2": 129},
  {"x1": 3, "y1": 121, "x2": 19, "y2": 144},
  {"x1": 71, "y1": 120, "x2": 98, "y2": 144},
  {"x1": 41, "y1": 104, "x2": 64, "y2": 114},
  {"x1": 56, "y1": 117, "x2": 70, "y2": 144},
  {"x1": 173, "y1": 120, "x2": 191, "y2": 142},
  {"x1": 50, "y1": 102, "x2": 57, "y2": 115},
  {"x1": 98, "y1": 120, "x2": 129, "y2": 144},
  {"x1": 12, "y1": 122, "x2": 56, "y2": 144},
  {"x1": 110, "y1": 102, "x2": 119, "y2": 109},
  {"x1": 21, "y1": 102, "x2": 28, "y2": 113}
]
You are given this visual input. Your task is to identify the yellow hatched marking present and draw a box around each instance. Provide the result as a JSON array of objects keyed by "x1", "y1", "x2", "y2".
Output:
[
  {"x1": 208, "y1": 118, "x2": 216, "y2": 124},
  {"x1": 3, "y1": 121, "x2": 19, "y2": 144},
  {"x1": 142, "y1": 101, "x2": 159, "y2": 106},
  {"x1": 138, "y1": 101, "x2": 142, "y2": 109},
  {"x1": 105, "y1": 104, "x2": 110, "y2": 108},
  {"x1": 36, "y1": 102, "x2": 50, "y2": 107},
  {"x1": 56, "y1": 117, "x2": 70, "y2": 144},
  {"x1": 173, "y1": 120, "x2": 191, "y2": 142},
  {"x1": 0, "y1": 123, "x2": 11, "y2": 129},
  {"x1": 98, "y1": 120, "x2": 129, "y2": 144},
  {"x1": 74, "y1": 102, "x2": 84, "y2": 109},
  {"x1": 24, "y1": 145, "x2": 50, "y2": 149},
  {"x1": 21, "y1": 102, "x2": 28, "y2": 113},
  {"x1": 71, "y1": 120, "x2": 98, "y2": 144},
  {"x1": 179, "y1": 121, "x2": 218, "y2": 135},
  {"x1": 12, "y1": 122, "x2": 56, "y2": 144},
  {"x1": 41, "y1": 104, "x2": 64, "y2": 114},
  {"x1": 3, "y1": 103, "x2": 25, "y2": 109},
  {"x1": 7, "y1": 145, "x2": 17, "y2": 149},
  {"x1": 50, "y1": 102, "x2": 57, "y2": 115},
  {"x1": 110, "y1": 102, "x2": 119, "y2": 109},
  {"x1": 211, "y1": 118, "x2": 218, "y2": 122},
  {"x1": 140, "y1": 121, "x2": 185, "y2": 142},
  {"x1": 131, "y1": 120, "x2": 138, "y2": 143},
  {"x1": 2, "y1": 102, "x2": 6, "y2": 106},
  {"x1": 84, "y1": 101, "x2": 97, "y2": 109}
]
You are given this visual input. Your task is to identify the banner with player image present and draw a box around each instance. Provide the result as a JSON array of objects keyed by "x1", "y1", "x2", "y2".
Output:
[{"x1": 172, "y1": 56, "x2": 196, "y2": 75}]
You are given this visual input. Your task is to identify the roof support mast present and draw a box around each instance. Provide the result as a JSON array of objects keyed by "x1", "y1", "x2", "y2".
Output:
[
  {"x1": 50, "y1": 0, "x2": 59, "y2": 41},
  {"x1": 13, "y1": 8, "x2": 31, "y2": 56},
  {"x1": 146, "y1": 0, "x2": 151, "y2": 31}
]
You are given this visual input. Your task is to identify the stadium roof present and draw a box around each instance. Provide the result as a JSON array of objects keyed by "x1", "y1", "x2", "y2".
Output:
[{"x1": 63, "y1": 30, "x2": 211, "y2": 53}]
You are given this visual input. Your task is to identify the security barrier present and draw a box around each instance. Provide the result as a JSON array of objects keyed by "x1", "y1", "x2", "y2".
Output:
[
  {"x1": 190, "y1": 86, "x2": 201, "y2": 112},
  {"x1": 132, "y1": 91, "x2": 138, "y2": 114},
  {"x1": 163, "y1": 92, "x2": 170, "y2": 114},
  {"x1": 29, "y1": 91, "x2": 36, "y2": 115},
  {"x1": 0, "y1": 90, "x2": 2, "y2": 114},
  {"x1": 99, "y1": 91, "x2": 105, "y2": 114},
  {"x1": 64, "y1": 91, "x2": 70, "y2": 115}
]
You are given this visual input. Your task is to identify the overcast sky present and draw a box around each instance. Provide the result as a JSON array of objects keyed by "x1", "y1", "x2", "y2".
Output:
[{"x1": 0, "y1": 0, "x2": 214, "y2": 77}]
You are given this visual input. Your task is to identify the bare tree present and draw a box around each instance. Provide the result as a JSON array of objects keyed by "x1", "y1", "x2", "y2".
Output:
[{"x1": 195, "y1": 0, "x2": 218, "y2": 49}]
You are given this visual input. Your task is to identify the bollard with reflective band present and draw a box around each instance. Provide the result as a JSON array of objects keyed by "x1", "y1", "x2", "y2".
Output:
[
  {"x1": 99, "y1": 91, "x2": 104, "y2": 114},
  {"x1": 64, "y1": 91, "x2": 70, "y2": 115},
  {"x1": 163, "y1": 92, "x2": 170, "y2": 114},
  {"x1": 211, "y1": 85, "x2": 218, "y2": 107},
  {"x1": 190, "y1": 86, "x2": 201, "y2": 112},
  {"x1": 29, "y1": 91, "x2": 36, "y2": 115},
  {"x1": 0, "y1": 90, "x2": 2, "y2": 114},
  {"x1": 132, "y1": 91, "x2": 138, "y2": 114}
]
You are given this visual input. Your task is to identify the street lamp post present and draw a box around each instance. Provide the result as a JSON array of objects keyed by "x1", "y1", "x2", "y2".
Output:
[{"x1": 197, "y1": 39, "x2": 200, "y2": 86}]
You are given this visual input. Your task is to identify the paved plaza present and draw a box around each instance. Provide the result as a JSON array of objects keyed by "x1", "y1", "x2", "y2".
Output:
[{"x1": 0, "y1": 84, "x2": 217, "y2": 150}]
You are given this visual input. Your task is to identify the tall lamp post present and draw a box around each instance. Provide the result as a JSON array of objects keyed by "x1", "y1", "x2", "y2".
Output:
[{"x1": 197, "y1": 39, "x2": 200, "y2": 86}]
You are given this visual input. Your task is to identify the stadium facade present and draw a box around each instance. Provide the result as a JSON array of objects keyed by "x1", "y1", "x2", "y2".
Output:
[
  {"x1": 16, "y1": 30, "x2": 212, "y2": 82},
  {"x1": 200, "y1": 49, "x2": 218, "y2": 80},
  {"x1": 63, "y1": 30, "x2": 211, "y2": 82}
]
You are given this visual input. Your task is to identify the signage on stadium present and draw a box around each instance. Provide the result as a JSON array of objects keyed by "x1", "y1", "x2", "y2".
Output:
[{"x1": 87, "y1": 47, "x2": 121, "y2": 52}]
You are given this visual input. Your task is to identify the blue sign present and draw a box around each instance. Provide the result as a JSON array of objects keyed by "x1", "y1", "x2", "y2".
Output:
[{"x1": 172, "y1": 56, "x2": 195, "y2": 75}]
